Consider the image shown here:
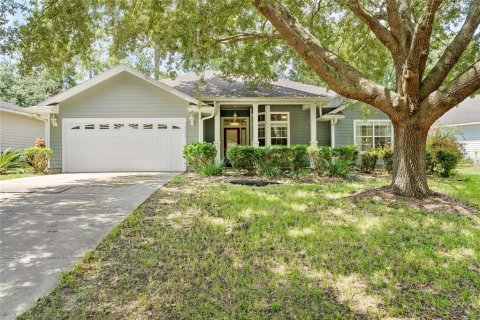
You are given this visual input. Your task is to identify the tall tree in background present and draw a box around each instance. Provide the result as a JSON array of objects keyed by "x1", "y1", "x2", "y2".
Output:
[{"x1": 18, "y1": 0, "x2": 480, "y2": 197}]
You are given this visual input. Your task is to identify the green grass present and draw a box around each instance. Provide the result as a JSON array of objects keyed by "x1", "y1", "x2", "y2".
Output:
[
  {"x1": 19, "y1": 174, "x2": 480, "y2": 319},
  {"x1": 0, "y1": 172, "x2": 39, "y2": 181}
]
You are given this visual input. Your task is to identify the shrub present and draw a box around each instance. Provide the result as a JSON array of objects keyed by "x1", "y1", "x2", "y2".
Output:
[
  {"x1": 289, "y1": 145, "x2": 309, "y2": 175},
  {"x1": 435, "y1": 150, "x2": 461, "y2": 177},
  {"x1": 183, "y1": 142, "x2": 217, "y2": 172},
  {"x1": 378, "y1": 146, "x2": 394, "y2": 173},
  {"x1": 333, "y1": 145, "x2": 358, "y2": 163},
  {"x1": 326, "y1": 159, "x2": 356, "y2": 180},
  {"x1": 258, "y1": 146, "x2": 292, "y2": 176},
  {"x1": 199, "y1": 163, "x2": 225, "y2": 176},
  {"x1": 426, "y1": 127, "x2": 464, "y2": 176},
  {"x1": 360, "y1": 149, "x2": 379, "y2": 173},
  {"x1": 307, "y1": 146, "x2": 333, "y2": 175},
  {"x1": 0, "y1": 149, "x2": 26, "y2": 174},
  {"x1": 227, "y1": 146, "x2": 260, "y2": 175},
  {"x1": 23, "y1": 147, "x2": 52, "y2": 173}
]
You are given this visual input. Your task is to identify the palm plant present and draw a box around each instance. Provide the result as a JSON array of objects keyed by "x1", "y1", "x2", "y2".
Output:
[{"x1": 0, "y1": 149, "x2": 26, "y2": 174}]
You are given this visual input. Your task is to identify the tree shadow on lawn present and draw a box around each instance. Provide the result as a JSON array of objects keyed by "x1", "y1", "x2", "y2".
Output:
[{"x1": 18, "y1": 180, "x2": 480, "y2": 319}]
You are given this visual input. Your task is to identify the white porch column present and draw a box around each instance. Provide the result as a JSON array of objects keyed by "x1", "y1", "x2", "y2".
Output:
[
  {"x1": 309, "y1": 104, "x2": 318, "y2": 146},
  {"x1": 265, "y1": 104, "x2": 271, "y2": 146},
  {"x1": 331, "y1": 119, "x2": 337, "y2": 147},
  {"x1": 214, "y1": 101, "x2": 221, "y2": 163},
  {"x1": 198, "y1": 111, "x2": 203, "y2": 142},
  {"x1": 252, "y1": 103, "x2": 259, "y2": 147}
]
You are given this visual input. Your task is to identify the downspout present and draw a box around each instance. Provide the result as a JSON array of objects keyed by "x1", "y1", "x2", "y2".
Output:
[{"x1": 199, "y1": 104, "x2": 216, "y2": 142}]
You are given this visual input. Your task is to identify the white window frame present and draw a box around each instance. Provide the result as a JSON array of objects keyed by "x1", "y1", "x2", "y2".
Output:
[
  {"x1": 353, "y1": 119, "x2": 394, "y2": 151},
  {"x1": 258, "y1": 111, "x2": 290, "y2": 146}
]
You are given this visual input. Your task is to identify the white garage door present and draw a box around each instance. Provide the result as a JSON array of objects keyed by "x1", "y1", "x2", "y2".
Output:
[{"x1": 63, "y1": 118, "x2": 186, "y2": 172}]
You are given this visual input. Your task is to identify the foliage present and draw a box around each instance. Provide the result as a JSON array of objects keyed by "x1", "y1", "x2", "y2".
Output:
[
  {"x1": 360, "y1": 150, "x2": 379, "y2": 174},
  {"x1": 326, "y1": 158, "x2": 356, "y2": 180},
  {"x1": 227, "y1": 146, "x2": 260, "y2": 175},
  {"x1": 23, "y1": 147, "x2": 52, "y2": 173},
  {"x1": 377, "y1": 146, "x2": 394, "y2": 174},
  {"x1": 288, "y1": 145, "x2": 309, "y2": 175},
  {"x1": 435, "y1": 150, "x2": 462, "y2": 178},
  {"x1": 183, "y1": 142, "x2": 217, "y2": 172},
  {"x1": 199, "y1": 163, "x2": 225, "y2": 177},
  {"x1": 426, "y1": 127, "x2": 464, "y2": 177},
  {"x1": 307, "y1": 146, "x2": 333, "y2": 176},
  {"x1": 258, "y1": 146, "x2": 292, "y2": 177},
  {"x1": 332, "y1": 145, "x2": 358, "y2": 163},
  {"x1": 0, "y1": 149, "x2": 26, "y2": 174},
  {"x1": 0, "y1": 62, "x2": 75, "y2": 107}
]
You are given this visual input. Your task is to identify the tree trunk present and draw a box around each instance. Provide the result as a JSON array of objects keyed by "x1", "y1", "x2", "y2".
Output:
[{"x1": 391, "y1": 118, "x2": 431, "y2": 198}]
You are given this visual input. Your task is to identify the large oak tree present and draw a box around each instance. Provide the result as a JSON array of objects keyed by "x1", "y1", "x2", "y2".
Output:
[{"x1": 18, "y1": 0, "x2": 480, "y2": 197}]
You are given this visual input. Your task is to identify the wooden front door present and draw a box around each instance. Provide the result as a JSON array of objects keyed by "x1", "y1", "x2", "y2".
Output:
[{"x1": 224, "y1": 128, "x2": 240, "y2": 158}]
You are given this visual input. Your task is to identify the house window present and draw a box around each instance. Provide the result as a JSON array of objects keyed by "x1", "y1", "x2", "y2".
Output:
[
  {"x1": 100, "y1": 124, "x2": 109, "y2": 130},
  {"x1": 114, "y1": 124, "x2": 124, "y2": 129},
  {"x1": 143, "y1": 124, "x2": 153, "y2": 129},
  {"x1": 129, "y1": 124, "x2": 139, "y2": 129},
  {"x1": 270, "y1": 112, "x2": 289, "y2": 146},
  {"x1": 257, "y1": 111, "x2": 290, "y2": 146},
  {"x1": 355, "y1": 120, "x2": 393, "y2": 151},
  {"x1": 258, "y1": 124, "x2": 266, "y2": 146},
  {"x1": 158, "y1": 124, "x2": 167, "y2": 129},
  {"x1": 85, "y1": 124, "x2": 95, "y2": 130}
]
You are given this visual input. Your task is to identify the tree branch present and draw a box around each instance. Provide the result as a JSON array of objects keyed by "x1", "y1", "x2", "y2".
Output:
[
  {"x1": 214, "y1": 33, "x2": 282, "y2": 43},
  {"x1": 402, "y1": 0, "x2": 442, "y2": 106},
  {"x1": 345, "y1": 1, "x2": 399, "y2": 55},
  {"x1": 420, "y1": 0, "x2": 480, "y2": 99},
  {"x1": 420, "y1": 59, "x2": 480, "y2": 125},
  {"x1": 252, "y1": 0, "x2": 400, "y2": 118}
]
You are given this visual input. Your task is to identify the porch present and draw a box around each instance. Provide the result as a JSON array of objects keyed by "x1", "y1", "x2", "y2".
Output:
[{"x1": 189, "y1": 100, "x2": 344, "y2": 163}]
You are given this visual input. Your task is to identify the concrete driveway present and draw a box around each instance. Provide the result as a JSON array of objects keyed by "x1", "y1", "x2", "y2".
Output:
[{"x1": 0, "y1": 172, "x2": 178, "y2": 319}]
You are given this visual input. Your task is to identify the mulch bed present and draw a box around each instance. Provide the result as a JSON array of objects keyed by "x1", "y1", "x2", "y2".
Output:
[{"x1": 349, "y1": 186, "x2": 478, "y2": 215}]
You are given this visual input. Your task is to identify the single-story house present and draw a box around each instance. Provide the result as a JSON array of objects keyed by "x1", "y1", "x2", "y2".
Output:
[
  {"x1": 437, "y1": 96, "x2": 480, "y2": 163},
  {"x1": 27, "y1": 65, "x2": 391, "y2": 173},
  {"x1": 0, "y1": 101, "x2": 46, "y2": 151}
]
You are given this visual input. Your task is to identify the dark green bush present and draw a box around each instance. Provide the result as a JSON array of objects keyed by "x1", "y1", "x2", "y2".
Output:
[
  {"x1": 435, "y1": 150, "x2": 461, "y2": 177},
  {"x1": 289, "y1": 145, "x2": 309, "y2": 175},
  {"x1": 378, "y1": 146, "x2": 394, "y2": 173},
  {"x1": 307, "y1": 146, "x2": 333, "y2": 175},
  {"x1": 360, "y1": 150, "x2": 379, "y2": 173},
  {"x1": 333, "y1": 145, "x2": 358, "y2": 163},
  {"x1": 258, "y1": 146, "x2": 292, "y2": 176},
  {"x1": 183, "y1": 142, "x2": 217, "y2": 172},
  {"x1": 227, "y1": 146, "x2": 260, "y2": 175}
]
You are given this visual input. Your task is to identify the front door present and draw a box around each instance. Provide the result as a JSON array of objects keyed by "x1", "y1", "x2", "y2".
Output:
[{"x1": 224, "y1": 128, "x2": 240, "y2": 158}]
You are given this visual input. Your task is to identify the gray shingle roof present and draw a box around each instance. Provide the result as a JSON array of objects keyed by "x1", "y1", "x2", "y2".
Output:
[
  {"x1": 437, "y1": 96, "x2": 480, "y2": 126},
  {"x1": 0, "y1": 101, "x2": 32, "y2": 115},
  {"x1": 161, "y1": 70, "x2": 334, "y2": 99}
]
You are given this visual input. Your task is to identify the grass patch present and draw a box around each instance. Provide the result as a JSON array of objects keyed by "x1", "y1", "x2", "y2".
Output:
[
  {"x1": 19, "y1": 174, "x2": 480, "y2": 319},
  {"x1": 0, "y1": 172, "x2": 39, "y2": 181}
]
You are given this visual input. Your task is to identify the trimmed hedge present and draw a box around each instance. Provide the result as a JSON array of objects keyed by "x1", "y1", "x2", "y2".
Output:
[
  {"x1": 307, "y1": 146, "x2": 333, "y2": 175},
  {"x1": 183, "y1": 142, "x2": 217, "y2": 172},
  {"x1": 23, "y1": 147, "x2": 52, "y2": 173},
  {"x1": 226, "y1": 146, "x2": 260, "y2": 175}
]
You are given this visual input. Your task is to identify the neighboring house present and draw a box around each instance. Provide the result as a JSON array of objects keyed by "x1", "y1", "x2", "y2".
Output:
[
  {"x1": 27, "y1": 65, "x2": 392, "y2": 173},
  {"x1": 0, "y1": 101, "x2": 46, "y2": 151},
  {"x1": 436, "y1": 96, "x2": 480, "y2": 163}
]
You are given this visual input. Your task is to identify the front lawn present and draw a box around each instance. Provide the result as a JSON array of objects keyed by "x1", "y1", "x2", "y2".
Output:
[{"x1": 20, "y1": 174, "x2": 479, "y2": 319}]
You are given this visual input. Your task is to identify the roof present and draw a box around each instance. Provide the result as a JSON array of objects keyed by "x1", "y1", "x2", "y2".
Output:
[
  {"x1": 161, "y1": 70, "x2": 334, "y2": 99},
  {"x1": 35, "y1": 65, "x2": 202, "y2": 108},
  {"x1": 437, "y1": 96, "x2": 480, "y2": 126},
  {"x1": 0, "y1": 101, "x2": 34, "y2": 116}
]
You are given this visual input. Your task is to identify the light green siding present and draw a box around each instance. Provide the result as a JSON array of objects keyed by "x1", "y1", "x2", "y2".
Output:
[
  {"x1": 50, "y1": 72, "x2": 197, "y2": 171},
  {"x1": 270, "y1": 105, "x2": 330, "y2": 146},
  {"x1": 334, "y1": 105, "x2": 390, "y2": 147},
  {"x1": 0, "y1": 111, "x2": 45, "y2": 150}
]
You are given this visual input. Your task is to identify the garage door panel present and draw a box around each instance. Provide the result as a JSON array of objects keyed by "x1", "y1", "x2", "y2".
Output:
[{"x1": 63, "y1": 118, "x2": 186, "y2": 172}]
